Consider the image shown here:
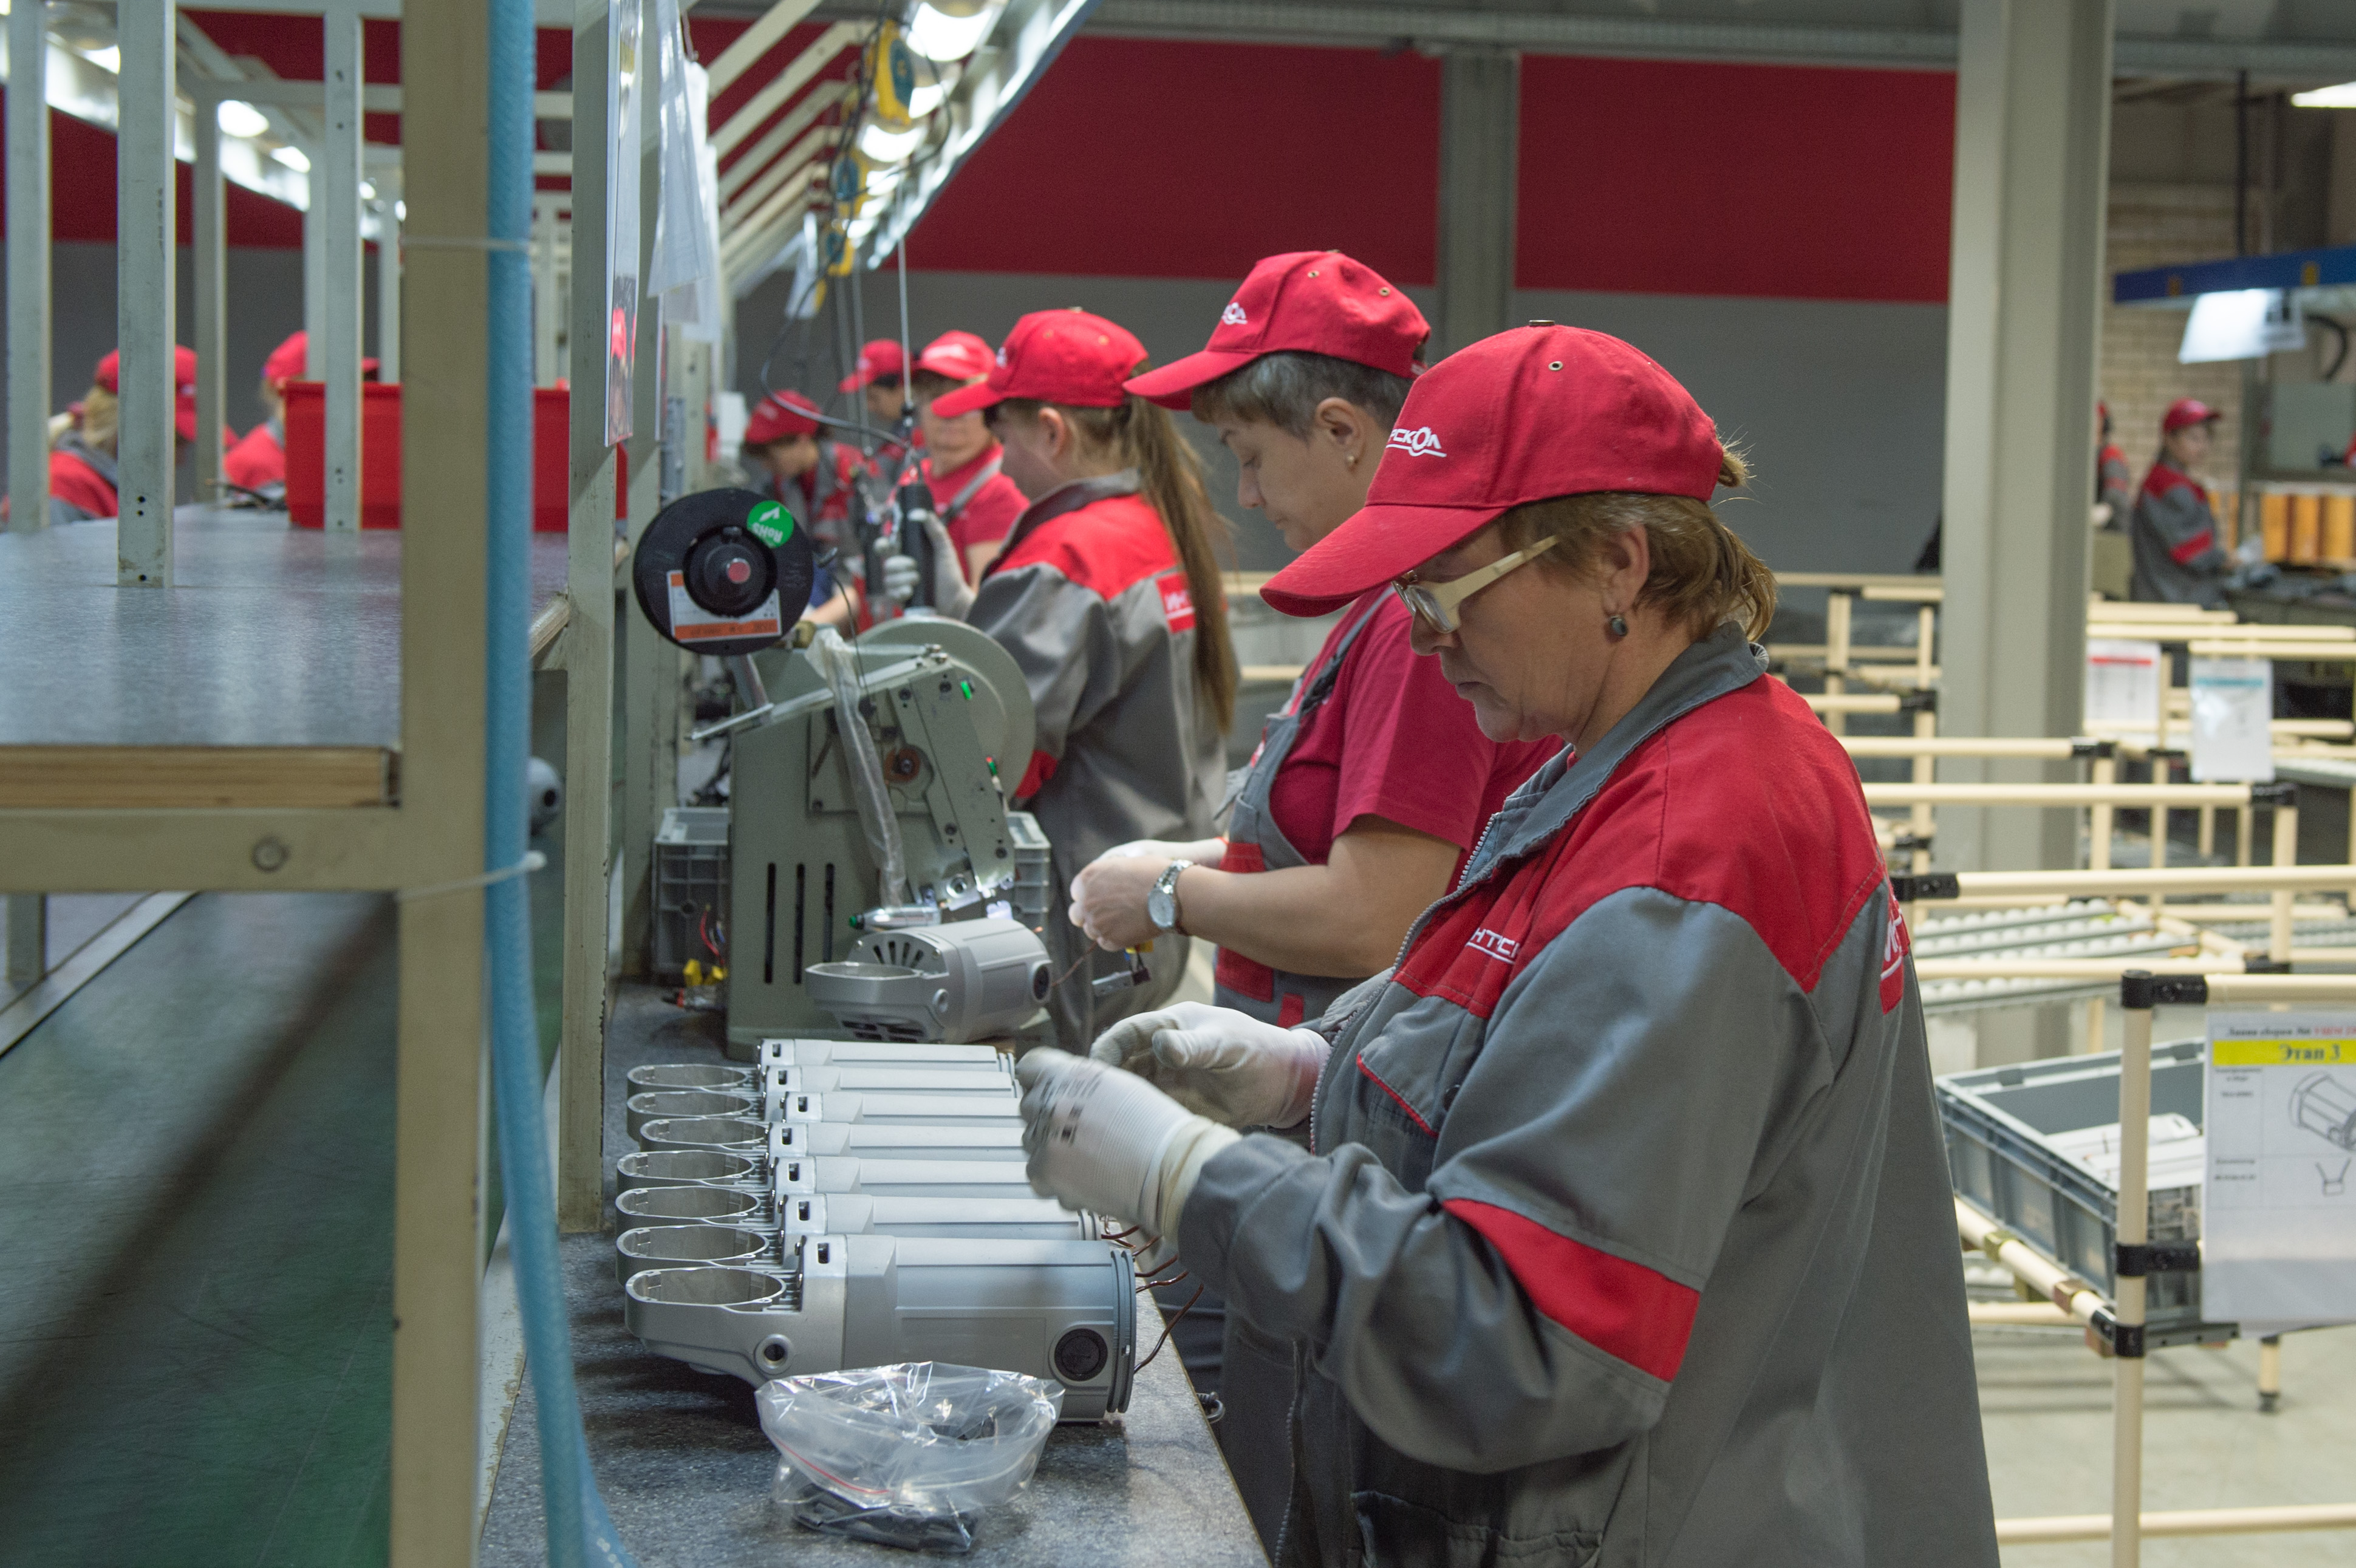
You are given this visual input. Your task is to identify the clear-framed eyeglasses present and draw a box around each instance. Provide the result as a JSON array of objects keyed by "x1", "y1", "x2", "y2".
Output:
[{"x1": 1391, "y1": 533, "x2": 1565, "y2": 633}]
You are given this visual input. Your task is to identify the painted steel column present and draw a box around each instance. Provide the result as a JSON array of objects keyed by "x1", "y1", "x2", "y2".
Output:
[
  {"x1": 193, "y1": 97, "x2": 228, "y2": 505},
  {"x1": 323, "y1": 2, "x2": 366, "y2": 532},
  {"x1": 116, "y1": 0, "x2": 177, "y2": 587},
  {"x1": 1435, "y1": 47, "x2": 1518, "y2": 358},
  {"x1": 304, "y1": 189, "x2": 326, "y2": 373},
  {"x1": 1936, "y1": 0, "x2": 2112, "y2": 873},
  {"x1": 392, "y1": 0, "x2": 491, "y2": 1554},
  {"x1": 377, "y1": 197, "x2": 404, "y2": 384},
  {"x1": 619, "y1": 122, "x2": 673, "y2": 984},
  {"x1": 7, "y1": 0, "x2": 52, "y2": 533},
  {"x1": 559, "y1": 0, "x2": 619, "y2": 1234}
]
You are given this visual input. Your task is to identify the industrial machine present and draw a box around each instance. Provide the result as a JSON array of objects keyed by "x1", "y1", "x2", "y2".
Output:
[{"x1": 633, "y1": 489, "x2": 1050, "y2": 1055}]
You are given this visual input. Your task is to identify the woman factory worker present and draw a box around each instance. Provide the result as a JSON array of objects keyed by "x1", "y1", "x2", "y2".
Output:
[
  {"x1": 898, "y1": 308, "x2": 1235, "y2": 1052},
  {"x1": 2129, "y1": 397, "x2": 2231, "y2": 605},
  {"x1": 49, "y1": 347, "x2": 201, "y2": 523},
  {"x1": 907, "y1": 329, "x2": 1027, "y2": 580},
  {"x1": 221, "y1": 331, "x2": 377, "y2": 499},
  {"x1": 1015, "y1": 325, "x2": 1998, "y2": 1567},
  {"x1": 741, "y1": 388, "x2": 870, "y2": 626}
]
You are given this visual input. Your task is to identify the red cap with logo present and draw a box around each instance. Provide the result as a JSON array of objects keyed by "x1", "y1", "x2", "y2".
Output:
[
  {"x1": 838, "y1": 338, "x2": 908, "y2": 392},
  {"x1": 2162, "y1": 397, "x2": 2221, "y2": 432},
  {"x1": 932, "y1": 309, "x2": 1147, "y2": 418},
  {"x1": 95, "y1": 346, "x2": 201, "y2": 441},
  {"x1": 1125, "y1": 250, "x2": 1429, "y2": 409},
  {"x1": 914, "y1": 329, "x2": 995, "y2": 385},
  {"x1": 261, "y1": 331, "x2": 381, "y2": 390},
  {"x1": 1260, "y1": 324, "x2": 1726, "y2": 618},
  {"x1": 743, "y1": 389, "x2": 822, "y2": 446}
]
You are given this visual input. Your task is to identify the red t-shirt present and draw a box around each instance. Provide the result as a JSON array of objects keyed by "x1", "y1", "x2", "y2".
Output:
[
  {"x1": 928, "y1": 444, "x2": 1028, "y2": 574},
  {"x1": 1258, "y1": 590, "x2": 1560, "y2": 876}
]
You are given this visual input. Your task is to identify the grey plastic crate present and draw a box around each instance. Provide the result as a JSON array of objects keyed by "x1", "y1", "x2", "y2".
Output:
[
  {"x1": 654, "y1": 806, "x2": 731, "y2": 979},
  {"x1": 1937, "y1": 1041, "x2": 2228, "y2": 1341},
  {"x1": 1006, "y1": 811, "x2": 1050, "y2": 933}
]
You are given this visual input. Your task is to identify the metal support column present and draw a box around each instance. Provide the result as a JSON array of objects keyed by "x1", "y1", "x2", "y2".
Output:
[
  {"x1": 1435, "y1": 48, "x2": 1519, "y2": 358},
  {"x1": 620, "y1": 121, "x2": 675, "y2": 983},
  {"x1": 193, "y1": 96, "x2": 228, "y2": 505},
  {"x1": 116, "y1": 0, "x2": 177, "y2": 587},
  {"x1": 323, "y1": 2, "x2": 366, "y2": 532},
  {"x1": 7, "y1": 0, "x2": 52, "y2": 533},
  {"x1": 377, "y1": 193, "x2": 404, "y2": 384},
  {"x1": 1936, "y1": 0, "x2": 2113, "y2": 871},
  {"x1": 3, "y1": 895, "x2": 44, "y2": 992},
  {"x1": 392, "y1": 0, "x2": 491, "y2": 1555},
  {"x1": 559, "y1": 0, "x2": 620, "y2": 1233}
]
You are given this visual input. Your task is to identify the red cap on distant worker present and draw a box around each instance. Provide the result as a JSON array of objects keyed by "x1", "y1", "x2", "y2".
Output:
[
  {"x1": 931, "y1": 309, "x2": 1147, "y2": 418},
  {"x1": 1125, "y1": 250, "x2": 1429, "y2": 409},
  {"x1": 838, "y1": 338, "x2": 908, "y2": 392},
  {"x1": 95, "y1": 346, "x2": 201, "y2": 441},
  {"x1": 2162, "y1": 398, "x2": 2221, "y2": 432},
  {"x1": 914, "y1": 330, "x2": 995, "y2": 385},
  {"x1": 743, "y1": 389, "x2": 822, "y2": 446},
  {"x1": 1261, "y1": 324, "x2": 1726, "y2": 618},
  {"x1": 261, "y1": 332, "x2": 380, "y2": 390}
]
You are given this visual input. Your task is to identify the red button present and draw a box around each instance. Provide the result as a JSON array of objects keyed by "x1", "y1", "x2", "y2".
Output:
[{"x1": 727, "y1": 559, "x2": 751, "y2": 584}]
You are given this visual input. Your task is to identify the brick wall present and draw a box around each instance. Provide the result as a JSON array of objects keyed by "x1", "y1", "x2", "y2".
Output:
[{"x1": 2102, "y1": 183, "x2": 2251, "y2": 526}]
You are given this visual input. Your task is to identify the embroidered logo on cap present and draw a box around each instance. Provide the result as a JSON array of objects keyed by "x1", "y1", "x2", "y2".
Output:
[
  {"x1": 1220, "y1": 302, "x2": 1249, "y2": 327},
  {"x1": 1388, "y1": 426, "x2": 1447, "y2": 458},
  {"x1": 995, "y1": 345, "x2": 1009, "y2": 366}
]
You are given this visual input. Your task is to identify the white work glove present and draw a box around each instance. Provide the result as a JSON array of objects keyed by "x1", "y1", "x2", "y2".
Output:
[
  {"x1": 2235, "y1": 531, "x2": 2266, "y2": 567},
  {"x1": 1090, "y1": 1001, "x2": 1327, "y2": 1130},
  {"x1": 1017, "y1": 1048, "x2": 1239, "y2": 1267},
  {"x1": 880, "y1": 511, "x2": 975, "y2": 618}
]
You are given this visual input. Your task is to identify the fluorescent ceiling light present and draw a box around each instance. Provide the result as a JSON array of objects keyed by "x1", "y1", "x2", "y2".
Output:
[
  {"x1": 84, "y1": 46, "x2": 119, "y2": 72},
  {"x1": 908, "y1": 77, "x2": 953, "y2": 118},
  {"x1": 395, "y1": 199, "x2": 407, "y2": 220},
  {"x1": 216, "y1": 99, "x2": 270, "y2": 138},
  {"x1": 360, "y1": 179, "x2": 377, "y2": 200},
  {"x1": 859, "y1": 120, "x2": 926, "y2": 162},
  {"x1": 2293, "y1": 81, "x2": 2356, "y2": 108},
  {"x1": 2180, "y1": 288, "x2": 2305, "y2": 363},
  {"x1": 273, "y1": 144, "x2": 311, "y2": 172},
  {"x1": 906, "y1": 2, "x2": 999, "y2": 63}
]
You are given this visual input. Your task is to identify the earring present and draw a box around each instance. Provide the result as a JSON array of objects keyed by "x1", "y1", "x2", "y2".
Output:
[
  {"x1": 1345, "y1": 452, "x2": 1359, "y2": 468},
  {"x1": 1607, "y1": 614, "x2": 1629, "y2": 639}
]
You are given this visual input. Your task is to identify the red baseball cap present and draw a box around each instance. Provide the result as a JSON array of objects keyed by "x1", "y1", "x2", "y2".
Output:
[
  {"x1": 914, "y1": 329, "x2": 995, "y2": 385},
  {"x1": 261, "y1": 332, "x2": 381, "y2": 390},
  {"x1": 932, "y1": 309, "x2": 1147, "y2": 418},
  {"x1": 743, "y1": 389, "x2": 822, "y2": 446},
  {"x1": 838, "y1": 338, "x2": 907, "y2": 392},
  {"x1": 1125, "y1": 250, "x2": 1429, "y2": 410},
  {"x1": 2163, "y1": 398, "x2": 2221, "y2": 432},
  {"x1": 1261, "y1": 324, "x2": 1726, "y2": 618},
  {"x1": 95, "y1": 346, "x2": 200, "y2": 441}
]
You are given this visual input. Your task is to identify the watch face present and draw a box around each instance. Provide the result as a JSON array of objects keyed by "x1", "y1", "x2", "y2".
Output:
[{"x1": 1147, "y1": 889, "x2": 1176, "y2": 930}]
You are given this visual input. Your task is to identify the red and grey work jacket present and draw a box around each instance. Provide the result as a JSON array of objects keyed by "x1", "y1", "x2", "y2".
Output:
[
  {"x1": 2129, "y1": 458, "x2": 2228, "y2": 606},
  {"x1": 47, "y1": 435, "x2": 119, "y2": 523},
  {"x1": 1178, "y1": 625, "x2": 1999, "y2": 1568}
]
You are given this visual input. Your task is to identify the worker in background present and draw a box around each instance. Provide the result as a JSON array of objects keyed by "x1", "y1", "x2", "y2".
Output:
[
  {"x1": 1050, "y1": 253, "x2": 1555, "y2": 1543},
  {"x1": 901, "y1": 329, "x2": 1027, "y2": 582},
  {"x1": 884, "y1": 308, "x2": 1234, "y2": 1052},
  {"x1": 221, "y1": 330, "x2": 378, "y2": 502},
  {"x1": 47, "y1": 347, "x2": 200, "y2": 523},
  {"x1": 841, "y1": 337, "x2": 912, "y2": 466},
  {"x1": 2095, "y1": 400, "x2": 2132, "y2": 528},
  {"x1": 2130, "y1": 398, "x2": 2236, "y2": 606},
  {"x1": 741, "y1": 388, "x2": 869, "y2": 629},
  {"x1": 1014, "y1": 324, "x2": 1999, "y2": 1568}
]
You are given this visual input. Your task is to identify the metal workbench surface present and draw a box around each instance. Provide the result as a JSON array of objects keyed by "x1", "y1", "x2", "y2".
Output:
[
  {"x1": 479, "y1": 989, "x2": 1268, "y2": 1568},
  {"x1": 0, "y1": 509, "x2": 571, "y2": 747}
]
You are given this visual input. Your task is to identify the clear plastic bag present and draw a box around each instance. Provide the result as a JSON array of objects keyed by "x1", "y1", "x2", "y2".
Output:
[{"x1": 757, "y1": 1363, "x2": 1064, "y2": 1553}]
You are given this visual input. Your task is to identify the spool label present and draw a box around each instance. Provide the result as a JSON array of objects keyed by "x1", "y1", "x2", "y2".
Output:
[
  {"x1": 666, "y1": 569, "x2": 782, "y2": 643},
  {"x1": 746, "y1": 501, "x2": 793, "y2": 548}
]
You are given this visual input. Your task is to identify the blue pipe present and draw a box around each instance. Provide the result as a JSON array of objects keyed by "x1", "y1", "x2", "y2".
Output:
[{"x1": 485, "y1": 2, "x2": 637, "y2": 1564}]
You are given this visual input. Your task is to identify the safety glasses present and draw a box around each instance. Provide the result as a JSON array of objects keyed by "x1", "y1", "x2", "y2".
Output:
[{"x1": 1391, "y1": 533, "x2": 1564, "y2": 633}]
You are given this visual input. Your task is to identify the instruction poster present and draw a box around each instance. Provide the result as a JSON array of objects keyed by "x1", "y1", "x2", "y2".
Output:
[
  {"x1": 2188, "y1": 657, "x2": 2274, "y2": 783},
  {"x1": 2205, "y1": 1012, "x2": 2356, "y2": 1329},
  {"x1": 2085, "y1": 638, "x2": 2162, "y2": 743}
]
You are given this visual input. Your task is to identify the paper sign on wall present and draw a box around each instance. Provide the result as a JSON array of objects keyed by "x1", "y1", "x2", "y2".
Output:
[
  {"x1": 2190, "y1": 657, "x2": 2274, "y2": 782},
  {"x1": 2205, "y1": 1012, "x2": 2356, "y2": 1331},
  {"x1": 2085, "y1": 638, "x2": 2162, "y2": 743}
]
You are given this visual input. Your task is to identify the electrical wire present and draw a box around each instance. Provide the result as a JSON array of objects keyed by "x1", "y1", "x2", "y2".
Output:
[{"x1": 1134, "y1": 1284, "x2": 1205, "y2": 1373}]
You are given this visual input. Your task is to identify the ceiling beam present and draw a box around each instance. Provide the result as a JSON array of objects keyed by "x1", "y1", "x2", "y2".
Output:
[
  {"x1": 725, "y1": 123, "x2": 836, "y2": 223},
  {"x1": 706, "y1": 0, "x2": 826, "y2": 97},
  {"x1": 718, "y1": 80, "x2": 845, "y2": 201},
  {"x1": 711, "y1": 20, "x2": 864, "y2": 159}
]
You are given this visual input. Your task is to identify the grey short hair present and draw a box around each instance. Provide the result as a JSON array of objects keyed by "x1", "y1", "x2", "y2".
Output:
[{"x1": 1189, "y1": 350, "x2": 1415, "y2": 438}]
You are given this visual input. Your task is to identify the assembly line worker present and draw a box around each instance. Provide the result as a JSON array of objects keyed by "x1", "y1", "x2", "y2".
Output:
[
  {"x1": 741, "y1": 388, "x2": 870, "y2": 628},
  {"x1": 2096, "y1": 400, "x2": 2132, "y2": 528},
  {"x1": 894, "y1": 307, "x2": 1237, "y2": 1052},
  {"x1": 1013, "y1": 325, "x2": 1998, "y2": 1568},
  {"x1": 905, "y1": 329, "x2": 1027, "y2": 581},
  {"x1": 48, "y1": 347, "x2": 201, "y2": 523},
  {"x1": 2129, "y1": 397, "x2": 2231, "y2": 606},
  {"x1": 221, "y1": 330, "x2": 378, "y2": 499},
  {"x1": 842, "y1": 336, "x2": 914, "y2": 468}
]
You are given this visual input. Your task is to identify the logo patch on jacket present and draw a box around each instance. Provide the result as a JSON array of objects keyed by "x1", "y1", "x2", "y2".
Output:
[
  {"x1": 1879, "y1": 890, "x2": 1912, "y2": 1013},
  {"x1": 1468, "y1": 927, "x2": 1519, "y2": 963},
  {"x1": 1388, "y1": 426, "x2": 1447, "y2": 458},
  {"x1": 1158, "y1": 571, "x2": 1197, "y2": 633}
]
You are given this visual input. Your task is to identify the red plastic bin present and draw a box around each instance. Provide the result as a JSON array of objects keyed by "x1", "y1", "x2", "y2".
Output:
[{"x1": 286, "y1": 382, "x2": 616, "y2": 531}]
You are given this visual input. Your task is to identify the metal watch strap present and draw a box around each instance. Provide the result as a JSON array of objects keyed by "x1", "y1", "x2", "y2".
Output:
[{"x1": 1151, "y1": 859, "x2": 1193, "y2": 934}]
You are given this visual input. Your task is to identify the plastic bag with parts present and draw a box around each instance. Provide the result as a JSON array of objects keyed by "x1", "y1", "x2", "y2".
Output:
[{"x1": 756, "y1": 1362, "x2": 1064, "y2": 1553}]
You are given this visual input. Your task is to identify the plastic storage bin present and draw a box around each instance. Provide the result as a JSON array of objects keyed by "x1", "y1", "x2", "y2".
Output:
[
  {"x1": 654, "y1": 806, "x2": 731, "y2": 978},
  {"x1": 1938, "y1": 1041, "x2": 2224, "y2": 1341}
]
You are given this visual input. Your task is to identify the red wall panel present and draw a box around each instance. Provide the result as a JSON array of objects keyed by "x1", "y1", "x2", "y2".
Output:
[
  {"x1": 906, "y1": 37, "x2": 1441, "y2": 286},
  {"x1": 1516, "y1": 56, "x2": 1953, "y2": 302},
  {"x1": 0, "y1": 95, "x2": 304, "y2": 247}
]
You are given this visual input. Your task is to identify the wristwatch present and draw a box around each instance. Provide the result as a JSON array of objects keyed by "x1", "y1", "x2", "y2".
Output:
[{"x1": 1146, "y1": 860, "x2": 1194, "y2": 935}]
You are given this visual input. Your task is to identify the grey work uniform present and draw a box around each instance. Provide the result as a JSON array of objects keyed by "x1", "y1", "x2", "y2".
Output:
[
  {"x1": 1178, "y1": 627, "x2": 1998, "y2": 1567},
  {"x1": 963, "y1": 469, "x2": 1224, "y2": 1051},
  {"x1": 2129, "y1": 458, "x2": 2228, "y2": 606}
]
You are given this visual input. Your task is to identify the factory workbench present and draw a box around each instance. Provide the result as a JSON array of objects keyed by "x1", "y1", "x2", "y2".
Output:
[{"x1": 477, "y1": 986, "x2": 1269, "y2": 1568}]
